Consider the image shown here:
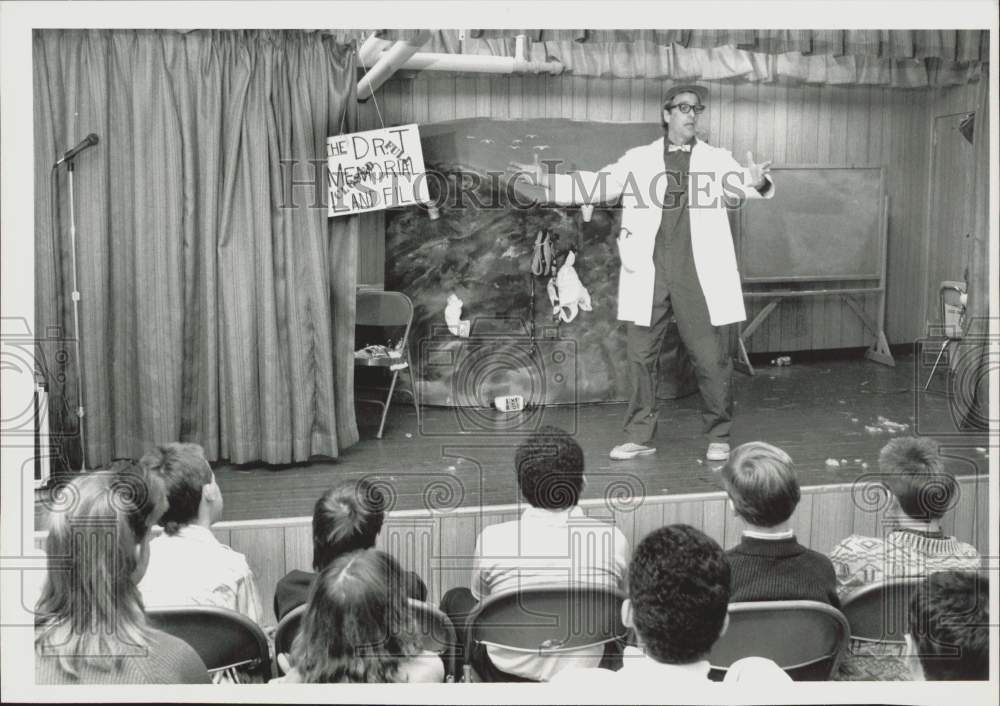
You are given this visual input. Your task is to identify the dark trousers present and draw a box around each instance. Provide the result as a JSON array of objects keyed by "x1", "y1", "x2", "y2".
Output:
[
  {"x1": 623, "y1": 271, "x2": 733, "y2": 445},
  {"x1": 439, "y1": 587, "x2": 625, "y2": 682}
]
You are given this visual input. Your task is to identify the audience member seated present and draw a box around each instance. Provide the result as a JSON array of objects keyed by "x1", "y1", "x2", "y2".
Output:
[
  {"x1": 721, "y1": 442, "x2": 839, "y2": 606},
  {"x1": 440, "y1": 425, "x2": 630, "y2": 682},
  {"x1": 137, "y1": 443, "x2": 264, "y2": 625},
  {"x1": 274, "y1": 549, "x2": 444, "y2": 683},
  {"x1": 829, "y1": 437, "x2": 980, "y2": 599},
  {"x1": 550, "y1": 524, "x2": 790, "y2": 686},
  {"x1": 35, "y1": 462, "x2": 210, "y2": 684},
  {"x1": 906, "y1": 571, "x2": 989, "y2": 681},
  {"x1": 274, "y1": 478, "x2": 427, "y2": 622}
]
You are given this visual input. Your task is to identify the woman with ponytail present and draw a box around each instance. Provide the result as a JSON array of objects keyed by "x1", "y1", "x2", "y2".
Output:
[{"x1": 279, "y1": 549, "x2": 443, "y2": 683}]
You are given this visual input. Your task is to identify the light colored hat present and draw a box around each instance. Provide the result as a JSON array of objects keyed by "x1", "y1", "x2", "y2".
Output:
[{"x1": 662, "y1": 84, "x2": 709, "y2": 107}]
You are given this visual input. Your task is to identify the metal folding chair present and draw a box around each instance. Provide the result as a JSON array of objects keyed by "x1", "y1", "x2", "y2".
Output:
[
  {"x1": 270, "y1": 599, "x2": 452, "y2": 679},
  {"x1": 463, "y1": 585, "x2": 627, "y2": 682},
  {"x1": 841, "y1": 578, "x2": 924, "y2": 648},
  {"x1": 410, "y1": 599, "x2": 458, "y2": 682},
  {"x1": 708, "y1": 600, "x2": 850, "y2": 681},
  {"x1": 272, "y1": 603, "x2": 306, "y2": 674},
  {"x1": 355, "y1": 289, "x2": 421, "y2": 438},
  {"x1": 146, "y1": 605, "x2": 271, "y2": 680},
  {"x1": 924, "y1": 281, "x2": 967, "y2": 390}
]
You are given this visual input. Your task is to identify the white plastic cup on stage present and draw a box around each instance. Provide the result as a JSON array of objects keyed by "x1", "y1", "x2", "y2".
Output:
[{"x1": 493, "y1": 395, "x2": 525, "y2": 413}]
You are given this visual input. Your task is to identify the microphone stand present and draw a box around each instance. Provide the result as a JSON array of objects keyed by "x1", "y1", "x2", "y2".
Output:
[{"x1": 65, "y1": 159, "x2": 88, "y2": 471}]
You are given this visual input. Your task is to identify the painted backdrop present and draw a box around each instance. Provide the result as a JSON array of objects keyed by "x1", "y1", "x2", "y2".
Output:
[{"x1": 385, "y1": 118, "x2": 700, "y2": 407}]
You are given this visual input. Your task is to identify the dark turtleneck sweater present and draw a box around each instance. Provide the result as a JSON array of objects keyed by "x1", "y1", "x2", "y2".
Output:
[{"x1": 725, "y1": 535, "x2": 840, "y2": 607}]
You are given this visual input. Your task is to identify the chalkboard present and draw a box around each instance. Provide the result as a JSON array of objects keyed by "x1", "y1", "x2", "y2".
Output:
[{"x1": 739, "y1": 167, "x2": 885, "y2": 283}]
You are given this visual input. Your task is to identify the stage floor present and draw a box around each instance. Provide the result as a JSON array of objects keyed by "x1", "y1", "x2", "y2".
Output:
[{"x1": 213, "y1": 351, "x2": 990, "y2": 522}]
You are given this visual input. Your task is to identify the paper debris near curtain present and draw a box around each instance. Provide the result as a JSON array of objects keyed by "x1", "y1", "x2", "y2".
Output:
[{"x1": 327, "y1": 124, "x2": 430, "y2": 217}]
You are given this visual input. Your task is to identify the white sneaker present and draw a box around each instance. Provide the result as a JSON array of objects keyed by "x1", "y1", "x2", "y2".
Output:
[
  {"x1": 610, "y1": 442, "x2": 657, "y2": 461},
  {"x1": 706, "y1": 442, "x2": 731, "y2": 462}
]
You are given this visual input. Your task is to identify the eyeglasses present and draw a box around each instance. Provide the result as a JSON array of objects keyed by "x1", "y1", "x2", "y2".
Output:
[{"x1": 666, "y1": 103, "x2": 706, "y2": 115}]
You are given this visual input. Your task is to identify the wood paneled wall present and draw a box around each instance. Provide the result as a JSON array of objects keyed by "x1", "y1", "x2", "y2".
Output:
[
  {"x1": 356, "y1": 75, "x2": 946, "y2": 352},
  {"x1": 44, "y1": 474, "x2": 976, "y2": 628},
  {"x1": 924, "y1": 82, "x2": 981, "y2": 325}
]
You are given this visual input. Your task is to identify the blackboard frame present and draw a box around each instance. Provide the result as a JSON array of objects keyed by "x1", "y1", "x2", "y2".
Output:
[
  {"x1": 737, "y1": 165, "x2": 887, "y2": 285},
  {"x1": 733, "y1": 165, "x2": 894, "y2": 375}
]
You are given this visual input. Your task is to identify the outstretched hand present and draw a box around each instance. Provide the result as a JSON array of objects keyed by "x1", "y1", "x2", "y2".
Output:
[{"x1": 745, "y1": 151, "x2": 772, "y2": 189}]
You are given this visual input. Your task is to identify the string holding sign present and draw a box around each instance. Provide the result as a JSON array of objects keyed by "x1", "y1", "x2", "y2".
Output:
[{"x1": 327, "y1": 124, "x2": 431, "y2": 217}]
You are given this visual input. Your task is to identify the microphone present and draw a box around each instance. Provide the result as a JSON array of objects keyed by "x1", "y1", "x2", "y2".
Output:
[{"x1": 54, "y1": 133, "x2": 99, "y2": 167}]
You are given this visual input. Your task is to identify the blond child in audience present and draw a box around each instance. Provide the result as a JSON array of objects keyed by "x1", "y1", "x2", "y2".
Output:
[
  {"x1": 721, "y1": 441, "x2": 839, "y2": 606},
  {"x1": 829, "y1": 437, "x2": 980, "y2": 600}
]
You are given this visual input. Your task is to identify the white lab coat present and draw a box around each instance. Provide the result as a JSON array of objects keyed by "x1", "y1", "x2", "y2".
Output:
[{"x1": 548, "y1": 137, "x2": 774, "y2": 327}]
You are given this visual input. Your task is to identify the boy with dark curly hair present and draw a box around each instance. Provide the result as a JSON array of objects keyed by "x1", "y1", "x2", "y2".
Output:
[
  {"x1": 439, "y1": 425, "x2": 629, "y2": 681},
  {"x1": 552, "y1": 524, "x2": 789, "y2": 685},
  {"x1": 907, "y1": 571, "x2": 989, "y2": 681}
]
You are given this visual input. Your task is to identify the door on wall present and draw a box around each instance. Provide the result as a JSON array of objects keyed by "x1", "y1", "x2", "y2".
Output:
[{"x1": 925, "y1": 112, "x2": 975, "y2": 329}]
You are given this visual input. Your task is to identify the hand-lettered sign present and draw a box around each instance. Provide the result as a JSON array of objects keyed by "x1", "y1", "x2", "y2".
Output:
[{"x1": 327, "y1": 124, "x2": 430, "y2": 217}]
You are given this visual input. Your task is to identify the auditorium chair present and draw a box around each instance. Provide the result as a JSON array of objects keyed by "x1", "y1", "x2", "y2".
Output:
[
  {"x1": 410, "y1": 599, "x2": 459, "y2": 681},
  {"x1": 707, "y1": 600, "x2": 849, "y2": 681},
  {"x1": 272, "y1": 604, "x2": 306, "y2": 674},
  {"x1": 841, "y1": 578, "x2": 924, "y2": 649},
  {"x1": 272, "y1": 599, "x2": 456, "y2": 679},
  {"x1": 462, "y1": 585, "x2": 627, "y2": 682},
  {"x1": 146, "y1": 605, "x2": 271, "y2": 680},
  {"x1": 354, "y1": 289, "x2": 421, "y2": 439}
]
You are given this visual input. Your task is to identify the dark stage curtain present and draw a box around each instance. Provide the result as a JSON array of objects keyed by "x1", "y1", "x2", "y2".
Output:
[{"x1": 34, "y1": 29, "x2": 360, "y2": 467}]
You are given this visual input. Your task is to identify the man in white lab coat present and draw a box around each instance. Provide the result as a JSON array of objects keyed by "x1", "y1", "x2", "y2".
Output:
[{"x1": 527, "y1": 84, "x2": 774, "y2": 462}]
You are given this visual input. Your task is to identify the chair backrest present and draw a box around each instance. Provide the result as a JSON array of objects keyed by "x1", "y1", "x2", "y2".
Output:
[
  {"x1": 273, "y1": 600, "x2": 454, "y2": 676},
  {"x1": 466, "y1": 585, "x2": 626, "y2": 656},
  {"x1": 409, "y1": 598, "x2": 456, "y2": 655},
  {"x1": 146, "y1": 605, "x2": 270, "y2": 679},
  {"x1": 841, "y1": 578, "x2": 924, "y2": 645},
  {"x1": 356, "y1": 290, "x2": 414, "y2": 347},
  {"x1": 707, "y1": 601, "x2": 849, "y2": 681},
  {"x1": 273, "y1": 603, "x2": 307, "y2": 660}
]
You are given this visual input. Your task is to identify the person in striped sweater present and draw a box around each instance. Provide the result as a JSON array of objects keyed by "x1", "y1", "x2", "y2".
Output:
[
  {"x1": 828, "y1": 437, "x2": 980, "y2": 600},
  {"x1": 721, "y1": 442, "x2": 839, "y2": 607}
]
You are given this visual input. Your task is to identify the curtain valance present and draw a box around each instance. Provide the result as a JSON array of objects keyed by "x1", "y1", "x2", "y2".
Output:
[{"x1": 344, "y1": 29, "x2": 988, "y2": 87}]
